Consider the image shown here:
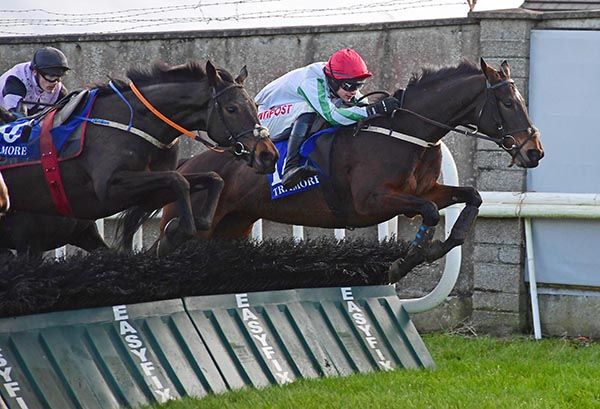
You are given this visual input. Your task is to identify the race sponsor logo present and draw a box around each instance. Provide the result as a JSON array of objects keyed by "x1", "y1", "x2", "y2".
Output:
[
  {"x1": 0, "y1": 119, "x2": 33, "y2": 157},
  {"x1": 257, "y1": 104, "x2": 293, "y2": 121},
  {"x1": 112, "y1": 305, "x2": 172, "y2": 403},
  {"x1": 268, "y1": 139, "x2": 321, "y2": 200},
  {"x1": 341, "y1": 288, "x2": 393, "y2": 370},
  {"x1": 0, "y1": 347, "x2": 29, "y2": 408},
  {"x1": 235, "y1": 293, "x2": 292, "y2": 384}
]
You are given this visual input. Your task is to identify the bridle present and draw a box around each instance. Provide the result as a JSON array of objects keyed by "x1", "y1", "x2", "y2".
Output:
[
  {"x1": 474, "y1": 79, "x2": 539, "y2": 153},
  {"x1": 128, "y1": 81, "x2": 269, "y2": 159},
  {"x1": 203, "y1": 82, "x2": 270, "y2": 158}
]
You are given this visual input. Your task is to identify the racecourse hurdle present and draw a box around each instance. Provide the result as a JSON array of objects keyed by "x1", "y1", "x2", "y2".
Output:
[
  {"x1": 0, "y1": 285, "x2": 433, "y2": 408},
  {"x1": 5, "y1": 146, "x2": 465, "y2": 408}
]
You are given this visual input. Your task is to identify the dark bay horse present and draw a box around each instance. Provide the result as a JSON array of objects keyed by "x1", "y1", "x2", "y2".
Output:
[
  {"x1": 1, "y1": 61, "x2": 278, "y2": 255},
  {"x1": 0, "y1": 212, "x2": 107, "y2": 258},
  {"x1": 149, "y1": 58, "x2": 544, "y2": 280}
]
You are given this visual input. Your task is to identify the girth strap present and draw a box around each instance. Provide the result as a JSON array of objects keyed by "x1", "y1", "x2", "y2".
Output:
[
  {"x1": 79, "y1": 117, "x2": 179, "y2": 150},
  {"x1": 362, "y1": 125, "x2": 440, "y2": 148},
  {"x1": 40, "y1": 110, "x2": 74, "y2": 216}
]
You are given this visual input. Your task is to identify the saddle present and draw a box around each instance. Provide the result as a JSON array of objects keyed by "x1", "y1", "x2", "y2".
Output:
[{"x1": 52, "y1": 90, "x2": 91, "y2": 128}]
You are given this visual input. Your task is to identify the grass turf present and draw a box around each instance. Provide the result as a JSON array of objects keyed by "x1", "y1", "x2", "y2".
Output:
[{"x1": 143, "y1": 333, "x2": 600, "y2": 409}]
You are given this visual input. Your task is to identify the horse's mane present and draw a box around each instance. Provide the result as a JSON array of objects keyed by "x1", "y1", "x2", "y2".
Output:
[
  {"x1": 93, "y1": 61, "x2": 234, "y2": 95},
  {"x1": 407, "y1": 60, "x2": 481, "y2": 89}
]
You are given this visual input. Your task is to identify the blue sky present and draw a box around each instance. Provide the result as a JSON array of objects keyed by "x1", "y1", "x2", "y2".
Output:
[{"x1": 0, "y1": 1, "x2": 524, "y2": 37}]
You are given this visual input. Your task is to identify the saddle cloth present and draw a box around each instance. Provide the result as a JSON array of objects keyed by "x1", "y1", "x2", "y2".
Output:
[
  {"x1": 0, "y1": 89, "x2": 97, "y2": 170},
  {"x1": 267, "y1": 127, "x2": 338, "y2": 200}
]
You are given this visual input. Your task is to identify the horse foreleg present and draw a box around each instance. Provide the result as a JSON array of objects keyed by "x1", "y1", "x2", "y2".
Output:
[
  {"x1": 108, "y1": 170, "x2": 195, "y2": 256},
  {"x1": 181, "y1": 172, "x2": 225, "y2": 230},
  {"x1": 419, "y1": 184, "x2": 482, "y2": 263}
]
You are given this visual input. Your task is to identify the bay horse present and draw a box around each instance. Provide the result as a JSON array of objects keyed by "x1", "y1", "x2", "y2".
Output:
[
  {"x1": 134, "y1": 58, "x2": 544, "y2": 281},
  {"x1": 0, "y1": 61, "x2": 278, "y2": 255}
]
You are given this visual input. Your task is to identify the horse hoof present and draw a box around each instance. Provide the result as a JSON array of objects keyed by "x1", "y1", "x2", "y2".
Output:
[
  {"x1": 164, "y1": 218, "x2": 180, "y2": 236},
  {"x1": 156, "y1": 219, "x2": 180, "y2": 257}
]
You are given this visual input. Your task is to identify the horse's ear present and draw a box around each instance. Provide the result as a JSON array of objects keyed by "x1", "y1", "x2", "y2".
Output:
[
  {"x1": 206, "y1": 60, "x2": 220, "y2": 87},
  {"x1": 500, "y1": 60, "x2": 511, "y2": 78},
  {"x1": 480, "y1": 57, "x2": 500, "y2": 82},
  {"x1": 235, "y1": 65, "x2": 248, "y2": 84}
]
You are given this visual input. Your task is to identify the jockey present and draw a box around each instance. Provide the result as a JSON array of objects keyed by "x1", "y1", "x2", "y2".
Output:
[
  {"x1": 255, "y1": 48, "x2": 399, "y2": 189},
  {"x1": 0, "y1": 47, "x2": 70, "y2": 117}
]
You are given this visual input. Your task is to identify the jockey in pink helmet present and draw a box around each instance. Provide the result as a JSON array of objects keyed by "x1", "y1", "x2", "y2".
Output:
[{"x1": 255, "y1": 48, "x2": 399, "y2": 189}]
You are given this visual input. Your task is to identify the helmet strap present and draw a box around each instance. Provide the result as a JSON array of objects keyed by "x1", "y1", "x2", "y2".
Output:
[{"x1": 326, "y1": 76, "x2": 340, "y2": 96}]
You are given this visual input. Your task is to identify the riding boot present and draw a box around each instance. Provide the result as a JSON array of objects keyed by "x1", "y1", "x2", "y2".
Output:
[{"x1": 281, "y1": 113, "x2": 319, "y2": 189}]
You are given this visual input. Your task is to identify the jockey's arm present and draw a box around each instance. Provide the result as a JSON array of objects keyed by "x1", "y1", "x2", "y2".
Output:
[
  {"x1": 297, "y1": 77, "x2": 368, "y2": 126},
  {"x1": 1, "y1": 75, "x2": 27, "y2": 115}
]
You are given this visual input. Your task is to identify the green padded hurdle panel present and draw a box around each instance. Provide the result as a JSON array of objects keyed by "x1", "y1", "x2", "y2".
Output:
[{"x1": 0, "y1": 285, "x2": 433, "y2": 408}]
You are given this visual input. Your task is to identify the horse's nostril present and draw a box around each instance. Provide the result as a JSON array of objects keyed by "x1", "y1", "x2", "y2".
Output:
[
  {"x1": 259, "y1": 150, "x2": 276, "y2": 164},
  {"x1": 527, "y1": 149, "x2": 541, "y2": 162}
]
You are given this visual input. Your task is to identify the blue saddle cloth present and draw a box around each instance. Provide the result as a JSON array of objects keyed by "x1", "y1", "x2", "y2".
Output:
[
  {"x1": 268, "y1": 127, "x2": 338, "y2": 200},
  {"x1": 0, "y1": 89, "x2": 97, "y2": 168}
]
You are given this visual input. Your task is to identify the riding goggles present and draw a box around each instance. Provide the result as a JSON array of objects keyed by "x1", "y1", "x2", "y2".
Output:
[
  {"x1": 339, "y1": 80, "x2": 365, "y2": 92},
  {"x1": 39, "y1": 71, "x2": 63, "y2": 83}
]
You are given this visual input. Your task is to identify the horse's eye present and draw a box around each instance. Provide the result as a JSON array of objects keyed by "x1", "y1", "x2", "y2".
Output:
[
  {"x1": 226, "y1": 106, "x2": 237, "y2": 113},
  {"x1": 502, "y1": 100, "x2": 513, "y2": 108}
]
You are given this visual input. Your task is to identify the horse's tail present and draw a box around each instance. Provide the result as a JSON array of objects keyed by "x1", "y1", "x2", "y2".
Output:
[{"x1": 115, "y1": 206, "x2": 160, "y2": 252}]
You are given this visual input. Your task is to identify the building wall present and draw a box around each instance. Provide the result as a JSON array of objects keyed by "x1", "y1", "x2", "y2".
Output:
[{"x1": 1, "y1": 9, "x2": 597, "y2": 337}]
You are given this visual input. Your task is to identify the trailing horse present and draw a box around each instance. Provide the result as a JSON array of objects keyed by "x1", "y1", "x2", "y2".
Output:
[
  {"x1": 0, "y1": 60, "x2": 278, "y2": 256},
  {"x1": 0, "y1": 212, "x2": 107, "y2": 258},
  {"x1": 146, "y1": 58, "x2": 544, "y2": 280}
]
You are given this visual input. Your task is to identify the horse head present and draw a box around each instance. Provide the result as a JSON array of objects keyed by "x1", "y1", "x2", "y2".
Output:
[
  {"x1": 205, "y1": 61, "x2": 278, "y2": 174},
  {"x1": 478, "y1": 58, "x2": 544, "y2": 168}
]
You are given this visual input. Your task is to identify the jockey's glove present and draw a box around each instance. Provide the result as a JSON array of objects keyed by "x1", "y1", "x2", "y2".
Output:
[{"x1": 366, "y1": 96, "x2": 400, "y2": 117}]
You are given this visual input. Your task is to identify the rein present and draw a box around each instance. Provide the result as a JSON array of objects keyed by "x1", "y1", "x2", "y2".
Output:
[
  {"x1": 128, "y1": 81, "x2": 225, "y2": 153},
  {"x1": 129, "y1": 81, "x2": 269, "y2": 157},
  {"x1": 368, "y1": 79, "x2": 536, "y2": 152}
]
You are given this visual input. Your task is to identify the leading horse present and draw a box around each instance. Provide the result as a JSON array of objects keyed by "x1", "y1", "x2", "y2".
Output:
[
  {"x1": 146, "y1": 58, "x2": 544, "y2": 280},
  {"x1": 146, "y1": 59, "x2": 544, "y2": 282},
  {"x1": 1, "y1": 61, "x2": 278, "y2": 255},
  {"x1": 151, "y1": 59, "x2": 544, "y2": 282}
]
